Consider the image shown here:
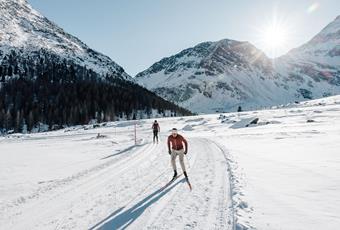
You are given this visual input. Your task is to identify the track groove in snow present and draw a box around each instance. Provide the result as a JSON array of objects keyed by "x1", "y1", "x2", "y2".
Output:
[
  {"x1": 0, "y1": 135, "x2": 233, "y2": 229},
  {"x1": 95, "y1": 138, "x2": 232, "y2": 230},
  {"x1": 0, "y1": 142, "x2": 162, "y2": 229},
  {"x1": 210, "y1": 140, "x2": 240, "y2": 230}
]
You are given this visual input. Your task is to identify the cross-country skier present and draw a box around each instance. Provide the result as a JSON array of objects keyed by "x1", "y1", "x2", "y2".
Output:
[
  {"x1": 167, "y1": 128, "x2": 189, "y2": 179},
  {"x1": 152, "y1": 120, "x2": 160, "y2": 144}
]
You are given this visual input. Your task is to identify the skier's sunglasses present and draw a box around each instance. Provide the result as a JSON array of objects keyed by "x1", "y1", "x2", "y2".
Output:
[{"x1": 171, "y1": 130, "x2": 178, "y2": 135}]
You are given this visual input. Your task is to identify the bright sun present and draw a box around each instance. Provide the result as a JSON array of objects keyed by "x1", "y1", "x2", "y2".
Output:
[
  {"x1": 263, "y1": 24, "x2": 288, "y2": 49},
  {"x1": 255, "y1": 15, "x2": 294, "y2": 57}
]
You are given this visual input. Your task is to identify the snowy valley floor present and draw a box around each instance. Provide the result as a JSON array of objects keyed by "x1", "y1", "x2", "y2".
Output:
[{"x1": 1, "y1": 96, "x2": 340, "y2": 230}]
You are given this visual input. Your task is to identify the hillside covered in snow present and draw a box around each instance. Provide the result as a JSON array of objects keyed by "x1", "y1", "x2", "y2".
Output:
[
  {"x1": 0, "y1": 0, "x2": 192, "y2": 134},
  {"x1": 136, "y1": 16, "x2": 340, "y2": 114},
  {"x1": 0, "y1": 0, "x2": 129, "y2": 79}
]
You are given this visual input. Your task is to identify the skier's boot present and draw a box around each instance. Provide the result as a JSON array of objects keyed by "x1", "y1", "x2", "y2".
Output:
[
  {"x1": 172, "y1": 170, "x2": 177, "y2": 179},
  {"x1": 183, "y1": 171, "x2": 188, "y2": 179}
]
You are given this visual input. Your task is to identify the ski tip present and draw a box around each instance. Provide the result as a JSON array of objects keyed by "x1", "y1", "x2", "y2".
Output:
[{"x1": 185, "y1": 179, "x2": 192, "y2": 191}]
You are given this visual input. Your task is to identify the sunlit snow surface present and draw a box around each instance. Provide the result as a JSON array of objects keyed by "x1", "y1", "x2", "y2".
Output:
[{"x1": 0, "y1": 96, "x2": 340, "y2": 229}]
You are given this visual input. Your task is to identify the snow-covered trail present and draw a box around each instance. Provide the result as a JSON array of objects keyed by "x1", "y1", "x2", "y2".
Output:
[
  {"x1": 2, "y1": 95, "x2": 340, "y2": 229},
  {"x1": 0, "y1": 136, "x2": 233, "y2": 229},
  {"x1": 95, "y1": 138, "x2": 232, "y2": 230}
]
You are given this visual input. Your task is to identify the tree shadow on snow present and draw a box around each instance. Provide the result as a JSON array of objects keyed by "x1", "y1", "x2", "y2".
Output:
[
  {"x1": 100, "y1": 145, "x2": 136, "y2": 160},
  {"x1": 101, "y1": 142, "x2": 147, "y2": 160},
  {"x1": 90, "y1": 179, "x2": 184, "y2": 230}
]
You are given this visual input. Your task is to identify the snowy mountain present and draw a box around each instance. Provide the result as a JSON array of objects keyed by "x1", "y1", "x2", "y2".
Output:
[
  {"x1": 0, "y1": 0, "x2": 129, "y2": 79},
  {"x1": 136, "y1": 16, "x2": 340, "y2": 113},
  {"x1": 0, "y1": 0, "x2": 192, "y2": 133},
  {"x1": 136, "y1": 39, "x2": 282, "y2": 113},
  {"x1": 276, "y1": 15, "x2": 340, "y2": 92},
  {"x1": 284, "y1": 15, "x2": 340, "y2": 65}
]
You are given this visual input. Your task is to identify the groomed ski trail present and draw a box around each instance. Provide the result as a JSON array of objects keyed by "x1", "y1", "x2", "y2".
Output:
[
  {"x1": 0, "y1": 138, "x2": 234, "y2": 230},
  {"x1": 95, "y1": 138, "x2": 234, "y2": 230}
]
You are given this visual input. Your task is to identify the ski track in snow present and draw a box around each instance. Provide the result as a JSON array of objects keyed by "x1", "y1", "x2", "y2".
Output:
[
  {"x1": 1, "y1": 141, "x2": 160, "y2": 229},
  {"x1": 0, "y1": 137, "x2": 234, "y2": 230},
  {"x1": 115, "y1": 138, "x2": 233, "y2": 230},
  {"x1": 2, "y1": 96, "x2": 340, "y2": 229}
]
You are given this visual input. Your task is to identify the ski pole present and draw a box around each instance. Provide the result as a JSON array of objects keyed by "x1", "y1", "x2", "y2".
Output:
[{"x1": 186, "y1": 154, "x2": 190, "y2": 169}]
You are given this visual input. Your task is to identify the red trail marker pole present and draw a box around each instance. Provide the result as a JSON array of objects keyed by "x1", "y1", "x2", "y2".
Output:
[{"x1": 134, "y1": 122, "x2": 137, "y2": 145}]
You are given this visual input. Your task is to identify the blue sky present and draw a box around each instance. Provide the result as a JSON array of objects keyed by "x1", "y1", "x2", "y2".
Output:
[{"x1": 28, "y1": 0, "x2": 339, "y2": 76}]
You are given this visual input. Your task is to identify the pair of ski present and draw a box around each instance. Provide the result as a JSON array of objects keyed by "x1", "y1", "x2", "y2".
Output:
[{"x1": 161, "y1": 174, "x2": 192, "y2": 191}]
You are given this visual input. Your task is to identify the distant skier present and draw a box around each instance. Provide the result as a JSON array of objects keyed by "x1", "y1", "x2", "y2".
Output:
[
  {"x1": 152, "y1": 120, "x2": 160, "y2": 144},
  {"x1": 167, "y1": 128, "x2": 189, "y2": 179}
]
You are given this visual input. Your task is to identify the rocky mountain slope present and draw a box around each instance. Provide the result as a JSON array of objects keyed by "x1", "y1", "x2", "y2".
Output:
[
  {"x1": 0, "y1": 0, "x2": 129, "y2": 79},
  {"x1": 0, "y1": 0, "x2": 191, "y2": 133},
  {"x1": 136, "y1": 16, "x2": 340, "y2": 113}
]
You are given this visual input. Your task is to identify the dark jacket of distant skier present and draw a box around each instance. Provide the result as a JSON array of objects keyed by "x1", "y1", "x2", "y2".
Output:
[{"x1": 152, "y1": 120, "x2": 160, "y2": 143}]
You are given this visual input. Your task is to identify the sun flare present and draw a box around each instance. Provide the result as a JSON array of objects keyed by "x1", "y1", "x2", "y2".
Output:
[
  {"x1": 255, "y1": 16, "x2": 294, "y2": 57},
  {"x1": 263, "y1": 24, "x2": 288, "y2": 49}
]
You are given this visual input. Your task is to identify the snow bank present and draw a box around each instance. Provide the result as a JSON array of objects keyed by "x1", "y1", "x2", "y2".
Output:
[{"x1": 229, "y1": 117, "x2": 259, "y2": 129}]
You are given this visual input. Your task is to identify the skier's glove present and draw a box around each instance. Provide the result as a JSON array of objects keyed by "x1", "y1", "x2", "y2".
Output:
[
  {"x1": 168, "y1": 150, "x2": 171, "y2": 155},
  {"x1": 184, "y1": 150, "x2": 187, "y2": 155}
]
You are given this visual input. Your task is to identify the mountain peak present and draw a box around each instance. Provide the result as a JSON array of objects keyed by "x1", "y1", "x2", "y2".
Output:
[
  {"x1": 2, "y1": 0, "x2": 27, "y2": 3},
  {"x1": 17, "y1": 0, "x2": 27, "y2": 4},
  {"x1": 214, "y1": 38, "x2": 241, "y2": 46},
  {"x1": 285, "y1": 14, "x2": 340, "y2": 62},
  {"x1": 136, "y1": 38, "x2": 270, "y2": 78},
  {"x1": 0, "y1": 0, "x2": 131, "y2": 80},
  {"x1": 335, "y1": 15, "x2": 340, "y2": 21},
  {"x1": 316, "y1": 15, "x2": 340, "y2": 36}
]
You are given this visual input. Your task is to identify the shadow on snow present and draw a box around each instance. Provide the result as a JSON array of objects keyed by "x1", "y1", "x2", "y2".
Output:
[
  {"x1": 101, "y1": 142, "x2": 147, "y2": 160},
  {"x1": 89, "y1": 178, "x2": 184, "y2": 230}
]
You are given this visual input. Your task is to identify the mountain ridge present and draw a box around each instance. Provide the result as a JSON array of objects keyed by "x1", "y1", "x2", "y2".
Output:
[
  {"x1": 0, "y1": 0, "x2": 130, "y2": 80},
  {"x1": 136, "y1": 15, "x2": 340, "y2": 113},
  {"x1": 0, "y1": 0, "x2": 192, "y2": 133}
]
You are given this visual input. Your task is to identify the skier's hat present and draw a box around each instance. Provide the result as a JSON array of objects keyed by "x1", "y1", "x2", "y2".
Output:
[{"x1": 171, "y1": 128, "x2": 178, "y2": 134}]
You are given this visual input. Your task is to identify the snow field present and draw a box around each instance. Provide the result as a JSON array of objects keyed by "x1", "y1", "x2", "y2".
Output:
[{"x1": 0, "y1": 95, "x2": 340, "y2": 229}]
